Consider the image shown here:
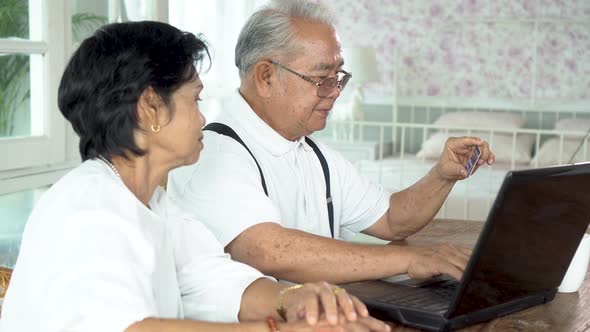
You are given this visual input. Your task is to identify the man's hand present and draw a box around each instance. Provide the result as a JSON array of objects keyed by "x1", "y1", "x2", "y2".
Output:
[
  {"x1": 282, "y1": 282, "x2": 370, "y2": 325},
  {"x1": 436, "y1": 136, "x2": 495, "y2": 181},
  {"x1": 403, "y1": 244, "x2": 472, "y2": 281}
]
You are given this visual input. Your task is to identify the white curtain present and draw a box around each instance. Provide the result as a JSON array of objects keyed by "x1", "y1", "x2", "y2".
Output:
[
  {"x1": 109, "y1": 0, "x2": 156, "y2": 22},
  {"x1": 169, "y1": 0, "x2": 268, "y2": 120}
]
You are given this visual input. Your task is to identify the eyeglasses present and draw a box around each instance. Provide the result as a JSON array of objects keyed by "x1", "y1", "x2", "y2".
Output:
[{"x1": 270, "y1": 60, "x2": 352, "y2": 98}]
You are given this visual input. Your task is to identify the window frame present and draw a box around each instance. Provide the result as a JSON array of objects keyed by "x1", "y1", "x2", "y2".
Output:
[{"x1": 0, "y1": 0, "x2": 71, "y2": 176}]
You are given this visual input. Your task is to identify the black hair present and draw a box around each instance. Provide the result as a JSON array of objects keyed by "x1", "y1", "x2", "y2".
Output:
[{"x1": 58, "y1": 21, "x2": 210, "y2": 161}]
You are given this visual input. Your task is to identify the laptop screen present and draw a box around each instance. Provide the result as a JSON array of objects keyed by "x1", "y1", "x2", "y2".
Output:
[{"x1": 450, "y1": 164, "x2": 590, "y2": 317}]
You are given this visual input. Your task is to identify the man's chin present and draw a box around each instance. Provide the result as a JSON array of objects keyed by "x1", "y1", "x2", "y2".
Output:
[{"x1": 308, "y1": 121, "x2": 328, "y2": 135}]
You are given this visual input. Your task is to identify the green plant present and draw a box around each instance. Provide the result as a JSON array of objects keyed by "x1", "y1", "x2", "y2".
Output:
[
  {"x1": 0, "y1": 0, "x2": 106, "y2": 136},
  {"x1": 0, "y1": 0, "x2": 29, "y2": 137}
]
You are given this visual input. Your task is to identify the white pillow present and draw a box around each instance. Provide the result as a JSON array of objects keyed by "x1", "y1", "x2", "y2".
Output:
[
  {"x1": 530, "y1": 138, "x2": 590, "y2": 166},
  {"x1": 554, "y1": 118, "x2": 590, "y2": 138},
  {"x1": 434, "y1": 111, "x2": 527, "y2": 130},
  {"x1": 417, "y1": 132, "x2": 534, "y2": 164}
]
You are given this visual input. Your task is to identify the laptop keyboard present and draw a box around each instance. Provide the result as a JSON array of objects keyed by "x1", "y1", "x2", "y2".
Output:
[{"x1": 377, "y1": 279, "x2": 459, "y2": 311}]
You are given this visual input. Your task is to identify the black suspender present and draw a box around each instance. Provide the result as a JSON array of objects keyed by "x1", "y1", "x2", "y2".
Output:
[
  {"x1": 202, "y1": 123, "x2": 268, "y2": 196},
  {"x1": 203, "y1": 122, "x2": 335, "y2": 238},
  {"x1": 303, "y1": 137, "x2": 334, "y2": 238}
]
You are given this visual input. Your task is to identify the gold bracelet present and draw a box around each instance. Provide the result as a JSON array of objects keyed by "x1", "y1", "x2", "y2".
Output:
[{"x1": 276, "y1": 284, "x2": 303, "y2": 321}]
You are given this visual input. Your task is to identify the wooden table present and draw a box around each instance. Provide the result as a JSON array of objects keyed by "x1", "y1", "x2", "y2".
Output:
[{"x1": 386, "y1": 219, "x2": 590, "y2": 332}]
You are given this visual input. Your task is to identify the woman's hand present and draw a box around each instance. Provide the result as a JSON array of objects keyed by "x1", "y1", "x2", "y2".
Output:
[
  {"x1": 280, "y1": 315, "x2": 391, "y2": 332},
  {"x1": 280, "y1": 282, "x2": 370, "y2": 325}
]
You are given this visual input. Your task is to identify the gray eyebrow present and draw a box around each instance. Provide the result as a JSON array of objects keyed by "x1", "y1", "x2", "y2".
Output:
[{"x1": 312, "y1": 60, "x2": 345, "y2": 73}]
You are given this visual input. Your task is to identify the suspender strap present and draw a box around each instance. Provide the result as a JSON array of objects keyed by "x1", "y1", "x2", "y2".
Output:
[
  {"x1": 203, "y1": 122, "x2": 268, "y2": 195},
  {"x1": 304, "y1": 137, "x2": 334, "y2": 238},
  {"x1": 204, "y1": 122, "x2": 334, "y2": 238}
]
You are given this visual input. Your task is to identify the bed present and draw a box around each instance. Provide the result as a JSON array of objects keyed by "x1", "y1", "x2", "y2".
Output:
[{"x1": 319, "y1": 103, "x2": 590, "y2": 221}]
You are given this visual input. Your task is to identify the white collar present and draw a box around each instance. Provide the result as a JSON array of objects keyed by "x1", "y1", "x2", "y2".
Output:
[{"x1": 225, "y1": 89, "x2": 313, "y2": 156}]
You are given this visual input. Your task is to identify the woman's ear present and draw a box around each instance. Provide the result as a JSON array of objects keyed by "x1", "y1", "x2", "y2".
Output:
[
  {"x1": 252, "y1": 60, "x2": 276, "y2": 98},
  {"x1": 137, "y1": 87, "x2": 166, "y2": 132}
]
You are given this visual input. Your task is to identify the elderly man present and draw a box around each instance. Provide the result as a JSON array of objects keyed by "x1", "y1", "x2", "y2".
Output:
[{"x1": 168, "y1": 0, "x2": 494, "y2": 284}]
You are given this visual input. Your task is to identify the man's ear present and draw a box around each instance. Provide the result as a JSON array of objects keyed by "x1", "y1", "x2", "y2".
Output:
[
  {"x1": 252, "y1": 60, "x2": 276, "y2": 98},
  {"x1": 137, "y1": 87, "x2": 166, "y2": 132}
]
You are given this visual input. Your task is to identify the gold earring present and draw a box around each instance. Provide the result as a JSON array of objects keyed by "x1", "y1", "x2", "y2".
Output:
[{"x1": 151, "y1": 124, "x2": 161, "y2": 133}]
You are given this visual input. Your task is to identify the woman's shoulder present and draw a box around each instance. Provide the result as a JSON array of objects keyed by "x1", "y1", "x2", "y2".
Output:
[
  {"x1": 30, "y1": 160, "x2": 151, "y2": 229},
  {"x1": 40, "y1": 160, "x2": 125, "y2": 206}
]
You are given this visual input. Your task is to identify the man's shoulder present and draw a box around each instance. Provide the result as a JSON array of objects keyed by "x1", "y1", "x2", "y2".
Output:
[{"x1": 201, "y1": 122, "x2": 257, "y2": 156}]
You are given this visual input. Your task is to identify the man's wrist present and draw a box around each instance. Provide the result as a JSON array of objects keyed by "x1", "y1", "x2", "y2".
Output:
[{"x1": 431, "y1": 162, "x2": 455, "y2": 185}]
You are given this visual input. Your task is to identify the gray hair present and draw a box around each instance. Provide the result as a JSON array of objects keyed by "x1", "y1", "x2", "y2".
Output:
[{"x1": 235, "y1": 0, "x2": 335, "y2": 79}]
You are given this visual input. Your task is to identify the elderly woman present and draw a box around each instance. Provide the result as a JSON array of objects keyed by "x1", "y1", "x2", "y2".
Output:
[{"x1": 0, "y1": 21, "x2": 389, "y2": 332}]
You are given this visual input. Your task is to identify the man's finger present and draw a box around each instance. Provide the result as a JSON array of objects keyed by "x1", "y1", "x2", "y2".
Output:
[{"x1": 449, "y1": 136, "x2": 483, "y2": 150}]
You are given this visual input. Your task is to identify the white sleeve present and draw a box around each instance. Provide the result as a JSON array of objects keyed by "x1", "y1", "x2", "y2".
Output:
[
  {"x1": 170, "y1": 214, "x2": 271, "y2": 322},
  {"x1": 168, "y1": 132, "x2": 281, "y2": 247},
  {"x1": 329, "y1": 149, "x2": 391, "y2": 240},
  {"x1": 47, "y1": 211, "x2": 158, "y2": 332}
]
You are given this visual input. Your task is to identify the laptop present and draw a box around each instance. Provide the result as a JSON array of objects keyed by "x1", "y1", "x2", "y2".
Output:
[{"x1": 342, "y1": 162, "x2": 590, "y2": 332}]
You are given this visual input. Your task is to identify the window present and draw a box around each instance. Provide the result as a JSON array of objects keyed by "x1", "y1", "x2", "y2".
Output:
[
  {"x1": 0, "y1": 0, "x2": 68, "y2": 172},
  {"x1": 0, "y1": 0, "x2": 165, "y2": 194}
]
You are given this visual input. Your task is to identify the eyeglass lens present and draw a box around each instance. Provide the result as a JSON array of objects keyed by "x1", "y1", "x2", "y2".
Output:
[{"x1": 317, "y1": 73, "x2": 351, "y2": 97}]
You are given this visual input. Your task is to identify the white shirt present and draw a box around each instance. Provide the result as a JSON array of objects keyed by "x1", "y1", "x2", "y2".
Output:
[
  {"x1": 0, "y1": 159, "x2": 266, "y2": 332},
  {"x1": 168, "y1": 90, "x2": 390, "y2": 246}
]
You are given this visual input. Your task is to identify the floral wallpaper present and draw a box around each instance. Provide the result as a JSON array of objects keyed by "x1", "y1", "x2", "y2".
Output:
[{"x1": 328, "y1": 0, "x2": 590, "y2": 102}]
